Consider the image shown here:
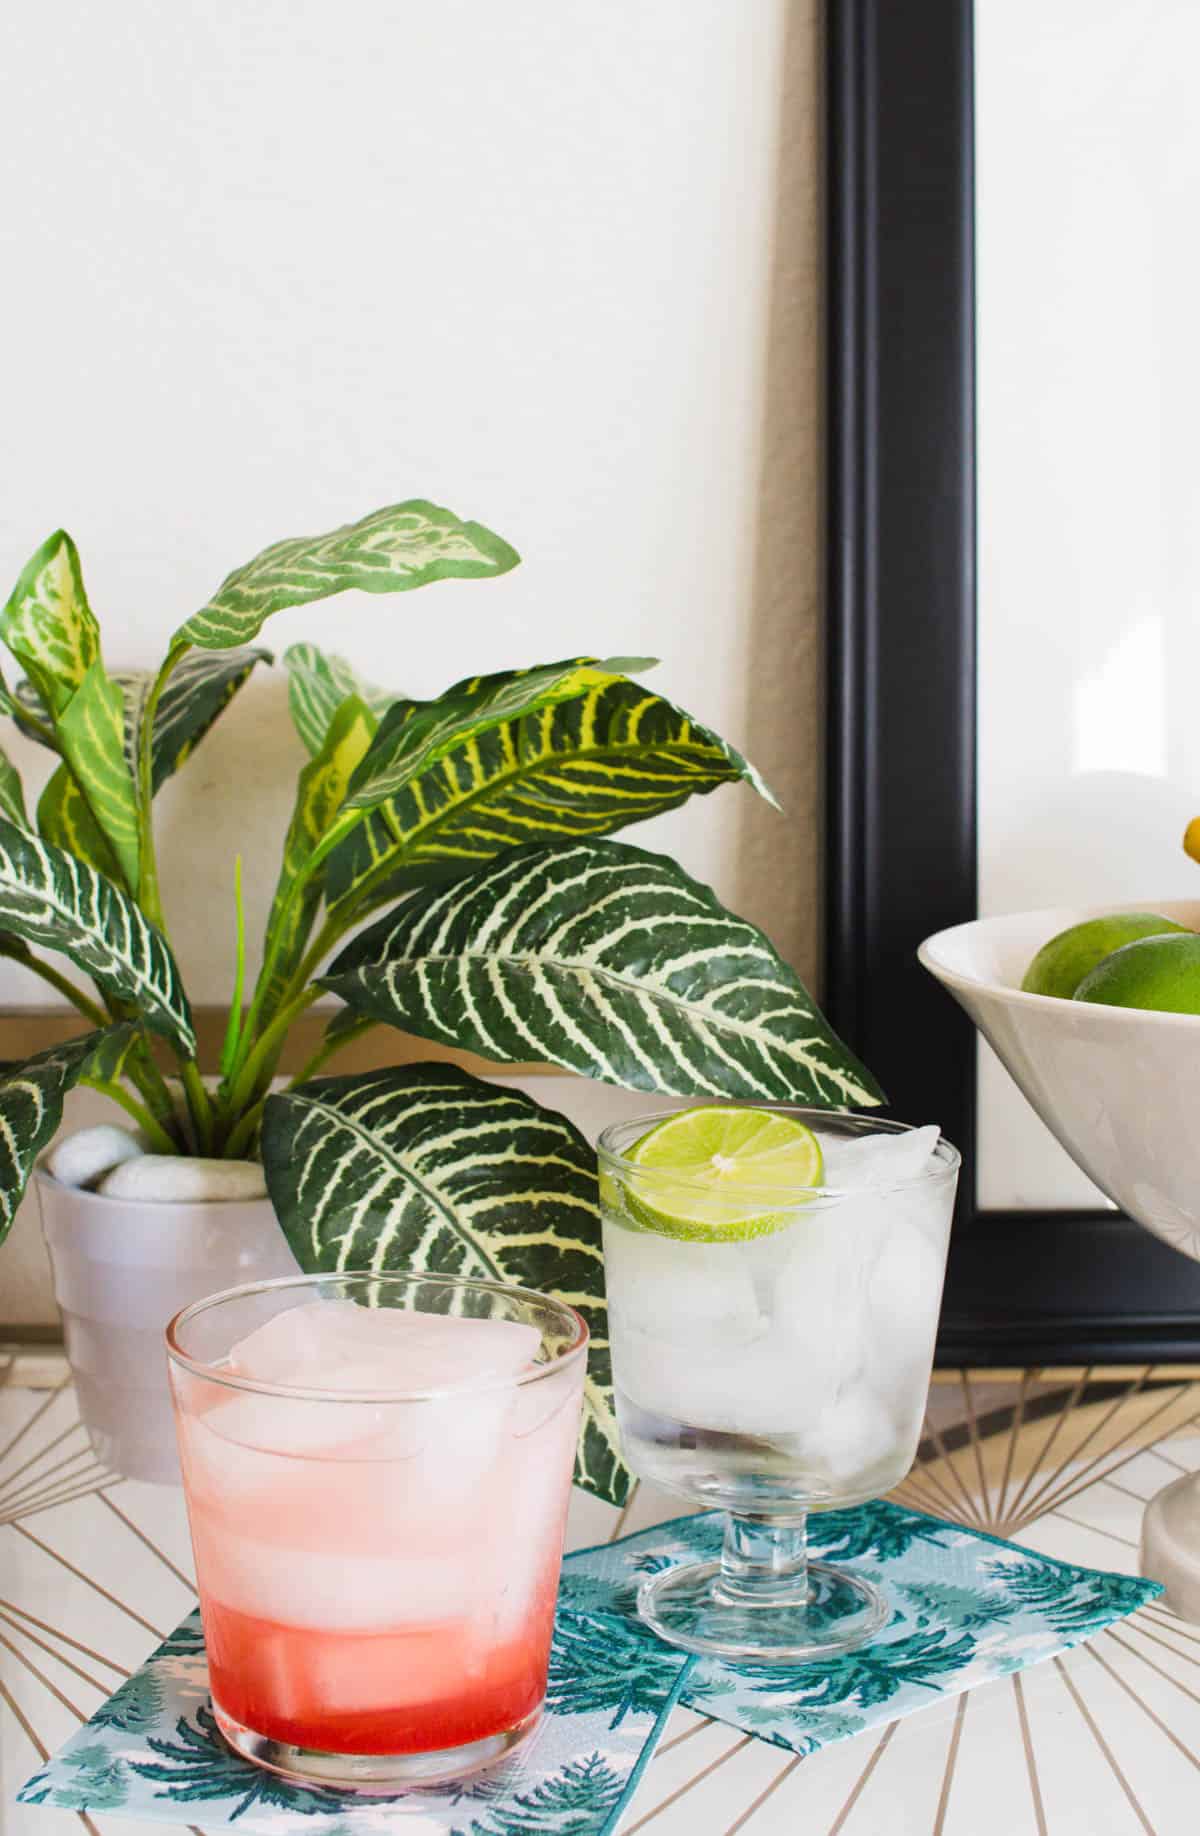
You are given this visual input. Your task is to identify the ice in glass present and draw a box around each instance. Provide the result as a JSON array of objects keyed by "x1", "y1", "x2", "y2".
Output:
[
  {"x1": 167, "y1": 1274, "x2": 586, "y2": 1790},
  {"x1": 598, "y1": 1107, "x2": 959, "y2": 1662}
]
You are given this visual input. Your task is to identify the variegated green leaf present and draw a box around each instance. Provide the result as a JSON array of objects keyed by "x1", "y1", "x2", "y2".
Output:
[
  {"x1": 345, "y1": 656, "x2": 658, "y2": 813},
  {"x1": 1, "y1": 532, "x2": 100, "y2": 716},
  {"x1": 0, "y1": 1025, "x2": 135, "y2": 1244},
  {"x1": 252, "y1": 696, "x2": 377, "y2": 1014},
  {"x1": 55, "y1": 663, "x2": 140, "y2": 890},
  {"x1": 282, "y1": 644, "x2": 395, "y2": 755},
  {"x1": 0, "y1": 745, "x2": 28, "y2": 829},
  {"x1": 261, "y1": 1062, "x2": 629, "y2": 1507},
  {"x1": 174, "y1": 501, "x2": 520, "y2": 651},
  {"x1": 323, "y1": 840, "x2": 884, "y2": 1107},
  {"x1": 3, "y1": 672, "x2": 57, "y2": 748},
  {"x1": 0, "y1": 818, "x2": 194, "y2": 1054},
  {"x1": 19, "y1": 650, "x2": 270, "y2": 799},
  {"x1": 76, "y1": 1022, "x2": 139, "y2": 1087},
  {"x1": 326, "y1": 668, "x2": 777, "y2": 921},
  {"x1": 37, "y1": 767, "x2": 121, "y2": 878},
  {"x1": 118, "y1": 650, "x2": 269, "y2": 791}
]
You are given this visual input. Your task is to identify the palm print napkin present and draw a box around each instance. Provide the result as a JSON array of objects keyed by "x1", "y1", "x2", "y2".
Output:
[
  {"x1": 561, "y1": 1502, "x2": 1160, "y2": 1755},
  {"x1": 19, "y1": 1501, "x2": 1158, "y2": 1834}
]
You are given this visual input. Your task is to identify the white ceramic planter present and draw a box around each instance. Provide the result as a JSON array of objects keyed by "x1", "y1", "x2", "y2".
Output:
[
  {"x1": 34, "y1": 1170, "x2": 299, "y2": 1485},
  {"x1": 30, "y1": 1077, "x2": 650, "y2": 1488}
]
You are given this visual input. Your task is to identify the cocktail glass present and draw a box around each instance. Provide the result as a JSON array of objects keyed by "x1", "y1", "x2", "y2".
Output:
[
  {"x1": 166, "y1": 1271, "x2": 586, "y2": 1790},
  {"x1": 598, "y1": 1108, "x2": 959, "y2": 1662}
]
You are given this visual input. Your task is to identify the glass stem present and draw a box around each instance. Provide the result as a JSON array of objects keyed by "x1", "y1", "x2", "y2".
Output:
[{"x1": 715, "y1": 1513, "x2": 810, "y2": 1609}]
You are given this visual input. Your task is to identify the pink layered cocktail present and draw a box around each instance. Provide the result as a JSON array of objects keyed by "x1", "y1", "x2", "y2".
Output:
[{"x1": 167, "y1": 1275, "x2": 586, "y2": 1790}]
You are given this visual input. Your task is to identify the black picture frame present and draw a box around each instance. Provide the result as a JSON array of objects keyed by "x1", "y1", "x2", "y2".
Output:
[{"x1": 823, "y1": 0, "x2": 1200, "y2": 1362}]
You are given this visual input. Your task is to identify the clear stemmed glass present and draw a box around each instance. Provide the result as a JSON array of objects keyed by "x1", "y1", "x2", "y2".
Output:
[{"x1": 597, "y1": 1109, "x2": 960, "y2": 1663}]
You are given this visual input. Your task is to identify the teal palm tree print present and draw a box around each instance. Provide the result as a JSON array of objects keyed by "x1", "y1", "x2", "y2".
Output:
[
  {"x1": 898, "y1": 1578, "x2": 1015, "y2": 1632},
  {"x1": 546, "y1": 1609, "x2": 682, "y2": 1727},
  {"x1": 92, "y1": 1667, "x2": 165, "y2": 1733},
  {"x1": 39, "y1": 1744, "x2": 130, "y2": 1811},
  {"x1": 131, "y1": 1706, "x2": 347, "y2": 1821},
  {"x1": 734, "y1": 1625, "x2": 976, "y2": 1709},
  {"x1": 987, "y1": 1559, "x2": 1149, "y2": 1632},
  {"x1": 452, "y1": 1752, "x2": 625, "y2": 1835},
  {"x1": 813, "y1": 1501, "x2": 955, "y2": 1565}
]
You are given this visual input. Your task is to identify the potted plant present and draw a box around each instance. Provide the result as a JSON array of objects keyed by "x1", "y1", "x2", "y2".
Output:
[{"x1": 0, "y1": 500, "x2": 881, "y2": 1501}]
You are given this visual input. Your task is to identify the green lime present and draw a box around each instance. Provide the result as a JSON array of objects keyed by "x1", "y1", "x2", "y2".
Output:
[
  {"x1": 619, "y1": 1106, "x2": 824, "y2": 1242},
  {"x1": 1021, "y1": 913, "x2": 1190, "y2": 999},
  {"x1": 1073, "y1": 932, "x2": 1200, "y2": 1014}
]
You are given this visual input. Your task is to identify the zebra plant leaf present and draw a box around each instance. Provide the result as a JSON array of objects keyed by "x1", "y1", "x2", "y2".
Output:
[
  {"x1": 282, "y1": 644, "x2": 395, "y2": 755},
  {"x1": 344, "y1": 656, "x2": 659, "y2": 812},
  {"x1": 37, "y1": 767, "x2": 121, "y2": 879},
  {"x1": 0, "y1": 818, "x2": 194, "y2": 1055},
  {"x1": 26, "y1": 651, "x2": 272, "y2": 793},
  {"x1": 0, "y1": 1025, "x2": 136, "y2": 1245},
  {"x1": 120, "y1": 648, "x2": 272, "y2": 792},
  {"x1": 326, "y1": 669, "x2": 777, "y2": 921},
  {"x1": 55, "y1": 663, "x2": 140, "y2": 890},
  {"x1": 0, "y1": 531, "x2": 100, "y2": 717},
  {"x1": 261, "y1": 1063, "x2": 630, "y2": 1507},
  {"x1": 7, "y1": 675, "x2": 58, "y2": 749},
  {"x1": 174, "y1": 501, "x2": 520, "y2": 651},
  {"x1": 251, "y1": 695, "x2": 377, "y2": 1015},
  {"x1": 0, "y1": 745, "x2": 28, "y2": 829},
  {"x1": 323, "y1": 840, "x2": 884, "y2": 1108}
]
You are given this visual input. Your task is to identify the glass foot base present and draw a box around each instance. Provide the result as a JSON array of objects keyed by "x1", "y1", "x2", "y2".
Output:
[
  {"x1": 638, "y1": 1558, "x2": 889, "y2": 1663},
  {"x1": 214, "y1": 1703, "x2": 540, "y2": 1792}
]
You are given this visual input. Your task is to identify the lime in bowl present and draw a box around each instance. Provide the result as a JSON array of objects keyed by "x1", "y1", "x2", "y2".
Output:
[{"x1": 597, "y1": 1106, "x2": 960, "y2": 1664}]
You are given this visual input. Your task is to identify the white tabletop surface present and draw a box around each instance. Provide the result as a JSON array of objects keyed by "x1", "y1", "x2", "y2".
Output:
[{"x1": 2, "y1": 1357, "x2": 1198, "y2": 1835}]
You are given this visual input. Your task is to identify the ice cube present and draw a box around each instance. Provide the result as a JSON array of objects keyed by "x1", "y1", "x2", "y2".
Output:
[
  {"x1": 818, "y1": 1125, "x2": 941, "y2": 1190},
  {"x1": 866, "y1": 1214, "x2": 947, "y2": 1395},
  {"x1": 196, "y1": 1516, "x2": 477, "y2": 1627},
  {"x1": 763, "y1": 1202, "x2": 886, "y2": 1406},
  {"x1": 183, "y1": 1303, "x2": 544, "y2": 1523},
  {"x1": 228, "y1": 1298, "x2": 540, "y2": 1391},
  {"x1": 602, "y1": 1219, "x2": 762, "y2": 1346},
  {"x1": 798, "y1": 1386, "x2": 900, "y2": 1486}
]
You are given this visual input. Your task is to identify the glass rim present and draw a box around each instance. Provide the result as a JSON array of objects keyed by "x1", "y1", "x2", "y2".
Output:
[
  {"x1": 165, "y1": 1271, "x2": 589, "y2": 1403},
  {"x1": 596, "y1": 1106, "x2": 961, "y2": 1201}
]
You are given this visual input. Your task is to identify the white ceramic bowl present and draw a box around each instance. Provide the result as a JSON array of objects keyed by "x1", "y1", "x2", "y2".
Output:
[{"x1": 919, "y1": 901, "x2": 1200, "y2": 1262}]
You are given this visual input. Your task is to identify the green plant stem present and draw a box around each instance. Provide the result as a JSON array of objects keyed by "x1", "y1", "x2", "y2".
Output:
[
  {"x1": 14, "y1": 707, "x2": 59, "y2": 750},
  {"x1": 288, "y1": 1015, "x2": 379, "y2": 1087},
  {"x1": 11, "y1": 938, "x2": 183, "y2": 1150},
  {"x1": 136, "y1": 643, "x2": 187, "y2": 926},
  {"x1": 222, "y1": 1098, "x2": 267, "y2": 1160},
  {"x1": 224, "y1": 1015, "x2": 380, "y2": 1159},
  {"x1": 3, "y1": 949, "x2": 179, "y2": 1144},
  {"x1": 179, "y1": 1061, "x2": 214, "y2": 1154},
  {"x1": 236, "y1": 809, "x2": 365, "y2": 1063},
  {"x1": 8, "y1": 952, "x2": 109, "y2": 1028},
  {"x1": 223, "y1": 986, "x2": 323, "y2": 1124},
  {"x1": 125, "y1": 1046, "x2": 183, "y2": 1138},
  {"x1": 218, "y1": 855, "x2": 247, "y2": 1082},
  {"x1": 267, "y1": 907, "x2": 357, "y2": 1026},
  {"x1": 222, "y1": 1016, "x2": 379, "y2": 1159},
  {"x1": 80, "y1": 1078, "x2": 176, "y2": 1152}
]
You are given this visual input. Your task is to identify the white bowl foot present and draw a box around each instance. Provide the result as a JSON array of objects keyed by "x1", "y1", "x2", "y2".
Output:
[{"x1": 1140, "y1": 1471, "x2": 1200, "y2": 1621}]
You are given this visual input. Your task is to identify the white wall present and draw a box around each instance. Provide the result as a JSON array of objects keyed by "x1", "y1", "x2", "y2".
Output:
[
  {"x1": 1, "y1": 0, "x2": 820, "y2": 1009},
  {"x1": 0, "y1": 3, "x2": 822, "y2": 1324}
]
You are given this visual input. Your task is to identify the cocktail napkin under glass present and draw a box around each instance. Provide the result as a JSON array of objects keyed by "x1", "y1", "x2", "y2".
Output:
[{"x1": 19, "y1": 1502, "x2": 1158, "y2": 1835}]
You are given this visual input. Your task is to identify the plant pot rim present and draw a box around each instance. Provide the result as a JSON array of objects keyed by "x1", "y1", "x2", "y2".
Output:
[{"x1": 32, "y1": 1164, "x2": 273, "y2": 1213}]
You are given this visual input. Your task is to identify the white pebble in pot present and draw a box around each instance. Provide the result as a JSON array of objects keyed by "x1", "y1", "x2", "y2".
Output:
[
  {"x1": 98, "y1": 1157, "x2": 268, "y2": 1202},
  {"x1": 47, "y1": 1125, "x2": 146, "y2": 1190}
]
